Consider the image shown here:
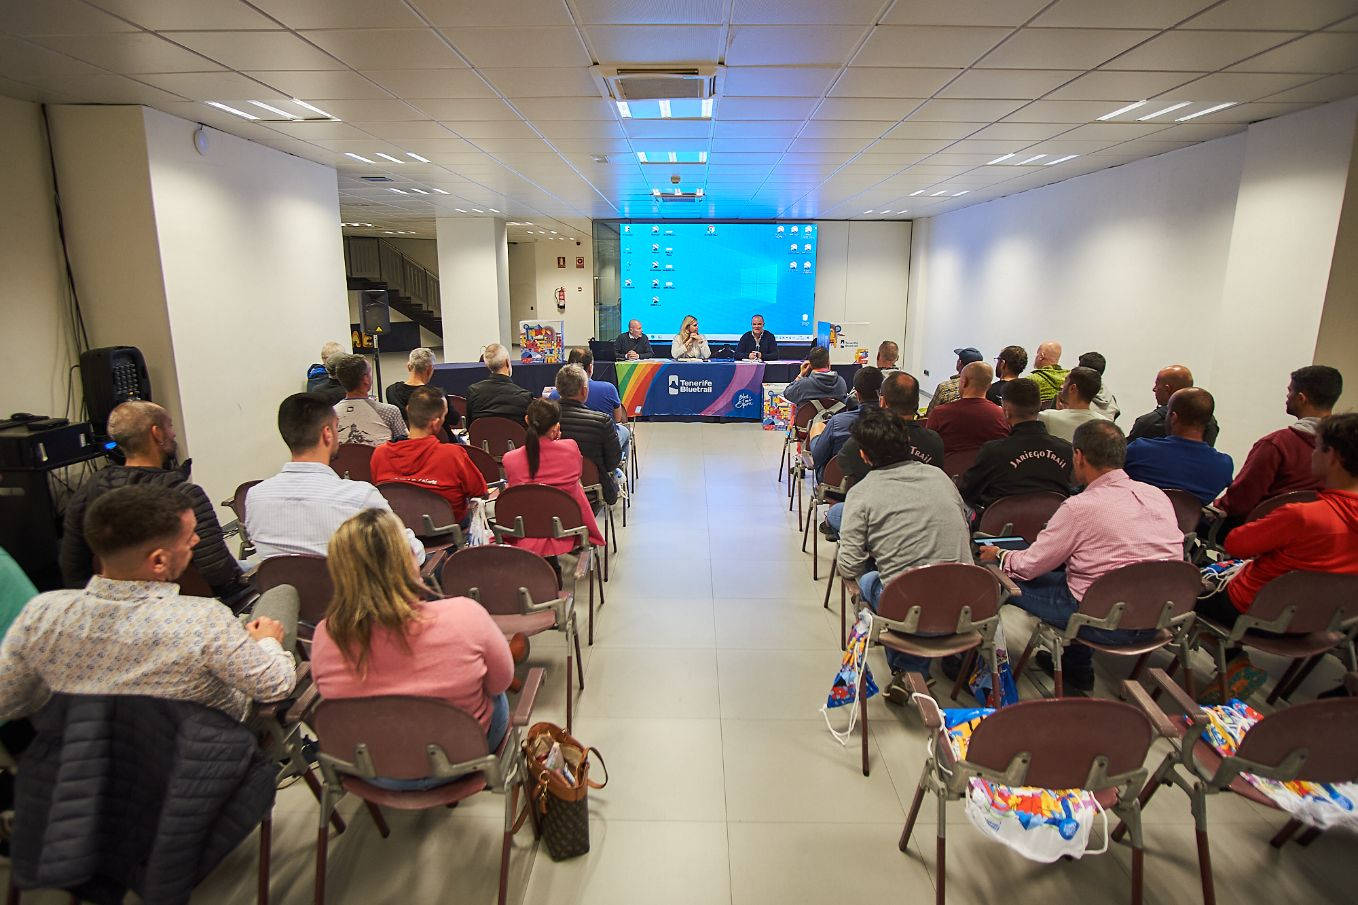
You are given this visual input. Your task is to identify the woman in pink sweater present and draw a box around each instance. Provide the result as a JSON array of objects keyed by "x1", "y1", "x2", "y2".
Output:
[
  {"x1": 311, "y1": 509, "x2": 514, "y2": 786},
  {"x1": 502, "y1": 399, "x2": 604, "y2": 557}
]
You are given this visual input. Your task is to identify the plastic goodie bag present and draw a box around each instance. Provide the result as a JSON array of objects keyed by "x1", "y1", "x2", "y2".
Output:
[
  {"x1": 821, "y1": 609, "x2": 879, "y2": 744},
  {"x1": 464, "y1": 497, "x2": 494, "y2": 547},
  {"x1": 763, "y1": 384, "x2": 791, "y2": 431},
  {"x1": 942, "y1": 708, "x2": 1106, "y2": 862}
]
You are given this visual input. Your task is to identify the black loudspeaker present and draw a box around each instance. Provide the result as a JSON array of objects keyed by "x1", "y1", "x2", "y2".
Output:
[
  {"x1": 360, "y1": 290, "x2": 391, "y2": 336},
  {"x1": 0, "y1": 470, "x2": 60, "y2": 589},
  {"x1": 79, "y1": 346, "x2": 151, "y2": 435}
]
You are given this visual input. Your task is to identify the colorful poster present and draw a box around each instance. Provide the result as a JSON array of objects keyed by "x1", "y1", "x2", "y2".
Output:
[
  {"x1": 616, "y1": 361, "x2": 765, "y2": 419},
  {"x1": 518, "y1": 320, "x2": 564, "y2": 364}
]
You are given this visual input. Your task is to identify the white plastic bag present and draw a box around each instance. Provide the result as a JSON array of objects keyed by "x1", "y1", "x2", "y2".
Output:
[{"x1": 465, "y1": 498, "x2": 494, "y2": 547}]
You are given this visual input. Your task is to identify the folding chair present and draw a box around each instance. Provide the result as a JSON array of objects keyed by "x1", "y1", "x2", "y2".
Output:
[
  {"x1": 1204, "y1": 489, "x2": 1320, "y2": 548},
  {"x1": 330, "y1": 443, "x2": 375, "y2": 482},
  {"x1": 779, "y1": 399, "x2": 842, "y2": 493},
  {"x1": 492, "y1": 484, "x2": 606, "y2": 645},
  {"x1": 1161, "y1": 488, "x2": 1207, "y2": 559},
  {"x1": 1115, "y1": 668, "x2": 1358, "y2": 905},
  {"x1": 251, "y1": 554, "x2": 333, "y2": 642},
  {"x1": 464, "y1": 443, "x2": 505, "y2": 487},
  {"x1": 311, "y1": 673, "x2": 544, "y2": 905},
  {"x1": 222, "y1": 479, "x2": 263, "y2": 558},
  {"x1": 902, "y1": 677, "x2": 1155, "y2": 905},
  {"x1": 375, "y1": 482, "x2": 466, "y2": 586},
  {"x1": 1010, "y1": 559, "x2": 1202, "y2": 697},
  {"x1": 440, "y1": 545, "x2": 584, "y2": 731},
  {"x1": 446, "y1": 394, "x2": 468, "y2": 424},
  {"x1": 801, "y1": 456, "x2": 852, "y2": 581},
  {"x1": 470, "y1": 416, "x2": 527, "y2": 461},
  {"x1": 941, "y1": 447, "x2": 980, "y2": 481},
  {"x1": 579, "y1": 458, "x2": 618, "y2": 582},
  {"x1": 974, "y1": 491, "x2": 1066, "y2": 543}
]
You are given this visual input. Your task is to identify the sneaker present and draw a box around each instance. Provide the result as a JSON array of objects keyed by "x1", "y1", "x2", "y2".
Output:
[
  {"x1": 883, "y1": 672, "x2": 910, "y2": 706},
  {"x1": 818, "y1": 519, "x2": 838, "y2": 541},
  {"x1": 1033, "y1": 649, "x2": 1094, "y2": 693}
]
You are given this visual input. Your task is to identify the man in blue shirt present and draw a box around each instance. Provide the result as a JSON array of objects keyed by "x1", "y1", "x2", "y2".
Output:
[
  {"x1": 1124, "y1": 387, "x2": 1234, "y2": 504},
  {"x1": 809, "y1": 367, "x2": 883, "y2": 482},
  {"x1": 549, "y1": 347, "x2": 631, "y2": 476}
]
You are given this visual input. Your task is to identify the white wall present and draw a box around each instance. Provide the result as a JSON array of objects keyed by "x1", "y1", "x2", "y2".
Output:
[
  {"x1": 814, "y1": 220, "x2": 913, "y2": 353},
  {"x1": 435, "y1": 217, "x2": 511, "y2": 361},
  {"x1": 1315, "y1": 118, "x2": 1358, "y2": 413},
  {"x1": 507, "y1": 242, "x2": 537, "y2": 334},
  {"x1": 384, "y1": 237, "x2": 438, "y2": 274},
  {"x1": 532, "y1": 238, "x2": 595, "y2": 346}
]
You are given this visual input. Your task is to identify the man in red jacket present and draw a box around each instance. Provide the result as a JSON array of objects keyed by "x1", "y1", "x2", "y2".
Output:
[{"x1": 371, "y1": 386, "x2": 487, "y2": 524}]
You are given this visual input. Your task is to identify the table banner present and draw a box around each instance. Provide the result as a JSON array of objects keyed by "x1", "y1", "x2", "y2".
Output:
[{"x1": 616, "y1": 360, "x2": 766, "y2": 419}]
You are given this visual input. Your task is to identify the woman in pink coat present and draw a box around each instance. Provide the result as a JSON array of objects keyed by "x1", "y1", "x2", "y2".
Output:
[{"x1": 501, "y1": 399, "x2": 605, "y2": 557}]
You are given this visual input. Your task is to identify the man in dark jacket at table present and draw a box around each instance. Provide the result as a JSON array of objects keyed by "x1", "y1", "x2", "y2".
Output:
[
  {"x1": 466, "y1": 342, "x2": 534, "y2": 426},
  {"x1": 614, "y1": 319, "x2": 654, "y2": 360},
  {"x1": 736, "y1": 314, "x2": 779, "y2": 361}
]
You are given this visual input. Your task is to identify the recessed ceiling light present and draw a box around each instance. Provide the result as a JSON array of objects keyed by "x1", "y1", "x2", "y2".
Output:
[
  {"x1": 248, "y1": 100, "x2": 296, "y2": 119},
  {"x1": 896, "y1": 210, "x2": 908, "y2": 214},
  {"x1": 409, "y1": 188, "x2": 429, "y2": 194},
  {"x1": 695, "y1": 188, "x2": 704, "y2": 197},
  {"x1": 471, "y1": 208, "x2": 483, "y2": 212},
  {"x1": 291, "y1": 99, "x2": 336, "y2": 120},
  {"x1": 432, "y1": 188, "x2": 450, "y2": 194},
  {"x1": 657, "y1": 99, "x2": 672, "y2": 119},
  {"x1": 863, "y1": 210, "x2": 875, "y2": 214},
  {"x1": 1096, "y1": 100, "x2": 1148, "y2": 121},
  {"x1": 1018, "y1": 154, "x2": 1047, "y2": 164},
  {"x1": 384, "y1": 230, "x2": 395, "y2": 234},
  {"x1": 374, "y1": 152, "x2": 404, "y2": 164},
  {"x1": 701, "y1": 98, "x2": 713, "y2": 118},
  {"x1": 1137, "y1": 101, "x2": 1192, "y2": 121},
  {"x1": 345, "y1": 152, "x2": 374, "y2": 163},
  {"x1": 987, "y1": 153, "x2": 1016, "y2": 165},
  {"x1": 205, "y1": 101, "x2": 257, "y2": 120},
  {"x1": 651, "y1": 188, "x2": 661, "y2": 196},
  {"x1": 909, "y1": 190, "x2": 925, "y2": 196},
  {"x1": 1043, "y1": 154, "x2": 1080, "y2": 166},
  {"x1": 406, "y1": 152, "x2": 430, "y2": 163},
  {"x1": 489, "y1": 208, "x2": 500, "y2": 213},
  {"x1": 1176, "y1": 102, "x2": 1238, "y2": 122},
  {"x1": 388, "y1": 188, "x2": 407, "y2": 194},
  {"x1": 454, "y1": 208, "x2": 467, "y2": 212},
  {"x1": 616, "y1": 101, "x2": 632, "y2": 118},
  {"x1": 931, "y1": 190, "x2": 949, "y2": 196},
  {"x1": 953, "y1": 191, "x2": 969, "y2": 196}
]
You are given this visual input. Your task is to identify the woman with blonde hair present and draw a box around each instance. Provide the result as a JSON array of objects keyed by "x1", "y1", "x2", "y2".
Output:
[
  {"x1": 670, "y1": 314, "x2": 710, "y2": 360},
  {"x1": 311, "y1": 509, "x2": 519, "y2": 784}
]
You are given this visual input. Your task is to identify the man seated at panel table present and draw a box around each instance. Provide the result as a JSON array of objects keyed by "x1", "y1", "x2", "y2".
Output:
[
  {"x1": 0, "y1": 485, "x2": 298, "y2": 724},
  {"x1": 371, "y1": 386, "x2": 487, "y2": 526},
  {"x1": 736, "y1": 314, "x2": 779, "y2": 361},
  {"x1": 836, "y1": 409, "x2": 974, "y2": 701},
  {"x1": 1038, "y1": 366, "x2": 1109, "y2": 443},
  {"x1": 1124, "y1": 387, "x2": 1234, "y2": 505},
  {"x1": 466, "y1": 342, "x2": 535, "y2": 426},
  {"x1": 925, "y1": 362, "x2": 1010, "y2": 458},
  {"x1": 333, "y1": 353, "x2": 408, "y2": 447},
  {"x1": 959, "y1": 377, "x2": 1072, "y2": 516},
  {"x1": 809, "y1": 366, "x2": 883, "y2": 482},
  {"x1": 925, "y1": 346, "x2": 983, "y2": 415},
  {"x1": 555, "y1": 364, "x2": 623, "y2": 505},
  {"x1": 783, "y1": 345, "x2": 848, "y2": 406},
  {"x1": 246, "y1": 393, "x2": 424, "y2": 565},
  {"x1": 614, "y1": 319, "x2": 654, "y2": 361},
  {"x1": 1127, "y1": 364, "x2": 1221, "y2": 446},
  {"x1": 978, "y1": 420, "x2": 1184, "y2": 694}
]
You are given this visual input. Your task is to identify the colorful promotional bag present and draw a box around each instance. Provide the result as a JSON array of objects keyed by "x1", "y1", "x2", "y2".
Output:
[{"x1": 821, "y1": 609, "x2": 880, "y2": 745}]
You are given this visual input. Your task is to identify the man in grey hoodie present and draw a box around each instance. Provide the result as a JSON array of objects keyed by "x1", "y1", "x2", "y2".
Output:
[
  {"x1": 1078, "y1": 351, "x2": 1120, "y2": 421},
  {"x1": 837, "y1": 409, "x2": 974, "y2": 701},
  {"x1": 783, "y1": 345, "x2": 848, "y2": 405}
]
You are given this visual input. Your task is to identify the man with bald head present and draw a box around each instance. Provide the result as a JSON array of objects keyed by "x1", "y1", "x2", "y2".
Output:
[
  {"x1": 1128, "y1": 365, "x2": 1221, "y2": 446},
  {"x1": 925, "y1": 361, "x2": 1009, "y2": 457},
  {"x1": 1125, "y1": 387, "x2": 1235, "y2": 504},
  {"x1": 1029, "y1": 341, "x2": 1070, "y2": 402},
  {"x1": 59, "y1": 401, "x2": 250, "y2": 607}
]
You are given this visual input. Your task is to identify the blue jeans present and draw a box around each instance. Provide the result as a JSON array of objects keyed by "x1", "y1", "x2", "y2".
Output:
[
  {"x1": 827, "y1": 502, "x2": 844, "y2": 534},
  {"x1": 1011, "y1": 571, "x2": 1155, "y2": 677},
  {"x1": 860, "y1": 572, "x2": 932, "y2": 676},
  {"x1": 366, "y1": 692, "x2": 510, "y2": 790},
  {"x1": 615, "y1": 423, "x2": 632, "y2": 468}
]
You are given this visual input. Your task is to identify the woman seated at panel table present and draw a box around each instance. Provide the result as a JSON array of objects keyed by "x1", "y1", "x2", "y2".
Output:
[
  {"x1": 502, "y1": 399, "x2": 605, "y2": 563},
  {"x1": 670, "y1": 314, "x2": 711, "y2": 360}
]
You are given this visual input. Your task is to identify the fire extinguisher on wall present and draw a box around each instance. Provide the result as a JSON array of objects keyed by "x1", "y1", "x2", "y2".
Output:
[{"x1": 555, "y1": 286, "x2": 567, "y2": 312}]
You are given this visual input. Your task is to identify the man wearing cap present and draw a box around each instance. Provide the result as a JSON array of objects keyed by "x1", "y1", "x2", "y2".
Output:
[{"x1": 926, "y1": 347, "x2": 984, "y2": 415}]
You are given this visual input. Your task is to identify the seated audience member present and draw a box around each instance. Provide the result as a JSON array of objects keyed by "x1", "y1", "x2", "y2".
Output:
[
  {"x1": 671, "y1": 314, "x2": 711, "y2": 360},
  {"x1": 784, "y1": 345, "x2": 848, "y2": 405},
  {"x1": 1079, "y1": 351, "x2": 1120, "y2": 421},
  {"x1": 959, "y1": 377, "x2": 1073, "y2": 514},
  {"x1": 0, "y1": 547, "x2": 35, "y2": 642},
  {"x1": 308, "y1": 340, "x2": 347, "y2": 402},
  {"x1": 311, "y1": 509, "x2": 525, "y2": 785},
  {"x1": 59, "y1": 401, "x2": 249, "y2": 607},
  {"x1": 1128, "y1": 365, "x2": 1221, "y2": 446},
  {"x1": 0, "y1": 485, "x2": 297, "y2": 723},
  {"x1": 563, "y1": 346, "x2": 632, "y2": 468},
  {"x1": 876, "y1": 340, "x2": 900, "y2": 375},
  {"x1": 502, "y1": 400, "x2": 604, "y2": 558},
  {"x1": 836, "y1": 409, "x2": 974, "y2": 700},
  {"x1": 736, "y1": 314, "x2": 779, "y2": 361},
  {"x1": 925, "y1": 346, "x2": 983, "y2": 414},
  {"x1": 1038, "y1": 366, "x2": 1109, "y2": 442},
  {"x1": 615, "y1": 319, "x2": 654, "y2": 361},
  {"x1": 925, "y1": 362, "x2": 1010, "y2": 456},
  {"x1": 371, "y1": 386, "x2": 488, "y2": 524},
  {"x1": 467, "y1": 342, "x2": 534, "y2": 425},
  {"x1": 987, "y1": 345, "x2": 1028, "y2": 404},
  {"x1": 246, "y1": 393, "x2": 424, "y2": 563},
  {"x1": 1028, "y1": 340, "x2": 1070, "y2": 402},
  {"x1": 554, "y1": 364, "x2": 623, "y2": 505},
  {"x1": 1195, "y1": 413, "x2": 1358, "y2": 699},
  {"x1": 1211, "y1": 365, "x2": 1342, "y2": 521},
  {"x1": 1124, "y1": 387, "x2": 1234, "y2": 504},
  {"x1": 978, "y1": 420, "x2": 1183, "y2": 693},
  {"x1": 810, "y1": 367, "x2": 884, "y2": 481},
  {"x1": 385, "y1": 347, "x2": 436, "y2": 427},
  {"x1": 333, "y1": 353, "x2": 408, "y2": 447}
]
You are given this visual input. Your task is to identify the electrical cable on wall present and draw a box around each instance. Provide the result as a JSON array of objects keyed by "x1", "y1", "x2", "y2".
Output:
[{"x1": 40, "y1": 103, "x2": 92, "y2": 419}]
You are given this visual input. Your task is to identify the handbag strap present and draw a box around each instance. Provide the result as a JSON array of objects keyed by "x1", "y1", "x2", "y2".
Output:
[{"x1": 584, "y1": 746, "x2": 608, "y2": 789}]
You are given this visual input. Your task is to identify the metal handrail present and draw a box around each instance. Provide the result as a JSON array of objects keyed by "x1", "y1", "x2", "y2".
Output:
[{"x1": 343, "y1": 236, "x2": 439, "y2": 312}]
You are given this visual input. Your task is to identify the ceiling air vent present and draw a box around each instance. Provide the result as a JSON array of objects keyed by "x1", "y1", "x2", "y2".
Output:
[
  {"x1": 360, "y1": 175, "x2": 394, "y2": 182},
  {"x1": 591, "y1": 64, "x2": 722, "y2": 103},
  {"x1": 659, "y1": 192, "x2": 701, "y2": 203}
]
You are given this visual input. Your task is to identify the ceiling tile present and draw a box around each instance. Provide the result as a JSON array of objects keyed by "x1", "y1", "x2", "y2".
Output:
[
  {"x1": 884, "y1": 120, "x2": 987, "y2": 138},
  {"x1": 882, "y1": 0, "x2": 1048, "y2": 27},
  {"x1": 830, "y1": 66, "x2": 962, "y2": 97},
  {"x1": 1044, "y1": 69, "x2": 1203, "y2": 100},
  {"x1": 978, "y1": 27, "x2": 1156, "y2": 69},
  {"x1": 1186, "y1": 100, "x2": 1313, "y2": 122},
  {"x1": 1260, "y1": 72, "x2": 1358, "y2": 102},
  {"x1": 552, "y1": 137, "x2": 634, "y2": 152},
  {"x1": 1227, "y1": 32, "x2": 1358, "y2": 73},
  {"x1": 302, "y1": 98, "x2": 428, "y2": 121},
  {"x1": 733, "y1": 0, "x2": 888, "y2": 24},
  {"x1": 0, "y1": 35, "x2": 104, "y2": 81},
  {"x1": 444, "y1": 120, "x2": 537, "y2": 139},
  {"x1": 16, "y1": 71, "x2": 186, "y2": 105},
  {"x1": 799, "y1": 119, "x2": 895, "y2": 138},
  {"x1": 480, "y1": 67, "x2": 599, "y2": 97},
  {"x1": 909, "y1": 98, "x2": 1027, "y2": 120},
  {"x1": 966, "y1": 121, "x2": 1070, "y2": 140},
  {"x1": 726, "y1": 26, "x2": 866, "y2": 66},
  {"x1": 1102, "y1": 29, "x2": 1300, "y2": 70},
  {"x1": 813, "y1": 97, "x2": 924, "y2": 119},
  {"x1": 623, "y1": 119, "x2": 713, "y2": 138},
  {"x1": 1327, "y1": 14, "x2": 1358, "y2": 29},
  {"x1": 1031, "y1": 0, "x2": 1215, "y2": 29},
  {"x1": 1181, "y1": 0, "x2": 1358, "y2": 30},
  {"x1": 440, "y1": 27, "x2": 590, "y2": 68},
  {"x1": 1057, "y1": 121, "x2": 1175, "y2": 140},
  {"x1": 1157, "y1": 71, "x2": 1319, "y2": 103},
  {"x1": 711, "y1": 137, "x2": 792, "y2": 152},
  {"x1": 361, "y1": 69, "x2": 494, "y2": 97},
  {"x1": 586, "y1": 25, "x2": 724, "y2": 63},
  {"x1": 788, "y1": 137, "x2": 873, "y2": 153},
  {"x1": 411, "y1": 0, "x2": 574, "y2": 27},
  {"x1": 1, "y1": 0, "x2": 139, "y2": 34},
  {"x1": 512, "y1": 97, "x2": 617, "y2": 120},
  {"x1": 301, "y1": 29, "x2": 467, "y2": 70},
  {"x1": 352, "y1": 121, "x2": 459, "y2": 140},
  {"x1": 1002, "y1": 98, "x2": 1138, "y2": 122},
  {"x1": 535, "y1": 120, "x2": 626, "y2": 139},
  {"x1": 1152, "y1": 122, "x2": 1247, "y2": 141},
  {"x1": 855, "y1": 26, "x2": 1012, "y2": 68},
  {"x1": 947, "y1": 137, "x2": 1039, "y2": 153},
  {"x1": 170, "y1": 31, "x2": 344, "y2": 71},
  {"x1": 937, "y1": 68, "x2": 1079, "y2": 99},
  {"x1": 137, "y1": 70, "x2": 284, "y2": 100},
  {"x1": 30, "y1": 33, "x2": 224, "y2": 73},
  {"x1": 718, "y1": 96, "x2": 820, "y2": 118},
  {"x1": 712, "y1": 120, "x2": 804, "y2": 137},
  {"x1": 89, "y1": 0, "x2": 276, "y2": 30},
  {"x1": 863, "y1": 137, "x2": 955, "y2": 153},
  {"x1": 244, "y1": 0, "x2": 423, "y2": 28},
  {"x1": 249, "y1": 70, "x2": 395, "y2": 100},
  {"x1": 410, "y1": 97, "x2": 519, "y2": 119},
  {"x1": 724, "y1": 66, "x2": 839, "y2": 96}
]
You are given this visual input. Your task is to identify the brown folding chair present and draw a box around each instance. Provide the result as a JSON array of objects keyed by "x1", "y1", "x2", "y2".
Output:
[
  {"x1": 1204, "y1": 489, "x2": 1320, "y2": 548},
  {"x1": 222, "y1": 479, "x2": 263, "y2": 558},
  {"x1": 1115, "y1": 668, "x2": 1358, "y2": 905},
  {"x1": 470, "y1": 416, "x2": 526, "y2": 461},
  {"x1": 310, "y1": 673, "x2": 544, "y2": 905},
  {"x1": 579, "y1": 458, "x2": 617, "y2": 582},
  {"x1": 941, "y1": 447, "x2": 980, "y2": 481},
  {"x1": 463, "y1": 443, "x2": 504, "y2": 486},
  {"x1": 974, "y1": 491, "x2": 1066, "y2": 543},
  {"x1": 851, "y1": 562, "x2": 1004, "y2": 776},
  {"x1": 251, "y1": 554, "x2": 333, "y2": 638},
  {"x1": 780, "y1": 399, "x2": 842, "y2": 501},
  {"x1": 492, "y1": 484, "x2": 606, "y2": 645},
  {"x1": 447, "y1": 393, "x2": 468, "y2": 423},
  {"x1": 1161, "y1": 487, "x2": 1208, "y2": 559},
  {"x1": 801, "y1": 456, "x2": 851, "y2": 581},
  {"x1": 903, "y1": 680, "x2": 1155, "y2": 905},
  {"x1": 1011, "y1": 560, "x2": 1202, "y2": 697},
  {"x1": 330, "y1": 443, "x2": 375, "y2": 482},
  {"x1": 375, "y1": 482, "x2": 466, "y2": 585},
  {"x1": 440, "y1": 545, "x2": 584, "y2": 731}
]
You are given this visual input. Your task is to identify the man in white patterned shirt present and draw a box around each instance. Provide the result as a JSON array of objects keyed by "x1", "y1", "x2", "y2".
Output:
[
  {"x1": 246, "y1": 392, "x2": 425, "y2": 564},
  {"x1": 0, "y1": 485, "x2": 298, "y2": 723}
]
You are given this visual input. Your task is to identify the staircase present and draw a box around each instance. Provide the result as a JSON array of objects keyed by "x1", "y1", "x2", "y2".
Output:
[{"x1": 343, "y1": 236, "x2": 442, "y2": 337}]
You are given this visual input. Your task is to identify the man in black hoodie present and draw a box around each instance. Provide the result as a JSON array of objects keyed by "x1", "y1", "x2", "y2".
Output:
[
  {"x1": 959, "y1": 377, "x2": 1073, "y2": 514},
  {"x1": 783, "y1": 345, "x2": 848, "y2": 405}
]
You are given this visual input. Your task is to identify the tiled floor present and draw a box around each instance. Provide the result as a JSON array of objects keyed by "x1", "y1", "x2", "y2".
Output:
[{"x1": 8, "y1": 422, "x2": 1356, "y2": 904}]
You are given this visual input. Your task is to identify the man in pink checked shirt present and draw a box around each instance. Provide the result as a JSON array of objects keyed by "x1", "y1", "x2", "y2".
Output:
[{"x1": 977, "y1": 419, "x2": 1183, "y2": 693}]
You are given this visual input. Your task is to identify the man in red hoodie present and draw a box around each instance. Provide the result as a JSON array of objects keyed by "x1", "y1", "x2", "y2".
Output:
[{"x1": 371, "y1": 386, "x2": 487, "y2": 524}]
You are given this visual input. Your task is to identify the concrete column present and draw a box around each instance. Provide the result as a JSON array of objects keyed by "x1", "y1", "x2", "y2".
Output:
[
  {"x1": 435, "y1": 217, "x2": 511, "y2": 361},
  {"x1": 1313, "y1": 118, "x2": 1358, "y2": 412}
]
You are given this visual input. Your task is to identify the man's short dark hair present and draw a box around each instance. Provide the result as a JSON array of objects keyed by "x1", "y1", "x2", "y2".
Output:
[
  {"x1": 567, "y1": 346, "x2": 593, "y2": 370},
  {"x1": 808, "y1": 345, "x2": 830, "y2": 369},
  {"x1": 1291, "y1": 365, "x2": 1343, "y2": 409},
  {"x1": 880, "y1": 371, "x2": 920, "y2": 415},
  {"x1": 853, "y1": 366, "x2": 884, "y2": 403},
  {"x1": 278, "y1": 392, "x2": 336, "y2": 452},
  {"x1": 1077, "y1": 351, "x2": 1107, "y2": 375},
  {"x1": 406, "y1": 385, "x2": 447, "y2": 428},
  {"x1": 84, "y1": 485, "x2": 192, "y2": 561},
  {"x1": 852, "y1": 408, "x2": 914, "y2": 469},
  {"x1": 1002, "y1": 377, "x2": 1041, "y2": 417},
  {"x1": 1073, "y1": 419, "x2": 1126, "y2": 470},
  {"x1": 997, "y1": 345, "x2": 1027, "y2": 376},
  {"x1": 333, "y1": 354, "x2": 370, "y2": 391},
  {"x1": 1319, "y1": 413, "x2": 1358, "y2": 475},
  {"x1": 1065, "y1": 366, "x2": 1102, "y2": 403},
  {"x1": 1168, "y1": 387, "x2": 1214, "y2": 430}
]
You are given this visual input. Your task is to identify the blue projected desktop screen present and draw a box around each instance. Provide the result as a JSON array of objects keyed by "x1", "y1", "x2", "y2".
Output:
[{"x1": 618, "y1": 222, "x2": 818, "y2": 342}]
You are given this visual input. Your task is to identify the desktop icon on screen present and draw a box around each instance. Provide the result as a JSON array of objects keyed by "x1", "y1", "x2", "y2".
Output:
[{"x1": 803, "y1": 261, "x2": 812, "y2": 271}]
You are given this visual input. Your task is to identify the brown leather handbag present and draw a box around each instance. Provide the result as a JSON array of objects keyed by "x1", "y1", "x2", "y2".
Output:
[{"x1": 523, "y1": 722, "x2": 608, "y2": 860}]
